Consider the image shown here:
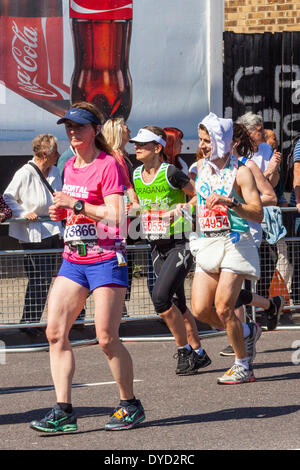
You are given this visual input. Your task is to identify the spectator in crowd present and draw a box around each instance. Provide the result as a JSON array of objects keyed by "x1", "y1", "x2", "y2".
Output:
[
  {"x1": 3, "y1": 134, "x2": 63, "y2": 336},
  {"x1": 236, "y1": 112, "x2": 281, "y2": 188},
  {"x1": 236, "y1": 113, "x2": 282, "y2": 302},
  {"x1": 288, "y1": 135, "x2": 300, "y2": 320},
  {"x1": 163, "y1": 127, "x2": 189, "y2": 175},
  {"x1": 0, "y1": 194, "x2": 12, "y2": 223},
  {"x1": 264, "y1": 129, "x2": 293, "y2": 324},
  {"x1": 264, "y1": 129, "x2": 279, "y2": 151},
  {"x1": 264, "y1": 128, "x2": 287, "y2": 206},
  {"x1": 229, "y1": 123, "x2": 283, "y2": 338}
]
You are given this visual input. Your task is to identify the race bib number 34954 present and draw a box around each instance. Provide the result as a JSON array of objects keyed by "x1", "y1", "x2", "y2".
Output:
[{"x1": 198, "y1": 205, "x2": 231, "y2": 232}]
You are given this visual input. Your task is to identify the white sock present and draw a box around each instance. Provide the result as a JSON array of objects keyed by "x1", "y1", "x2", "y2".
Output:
[
  {"x1": 242, "y1": 322, "x2": 251, "y2": 338},
  {"x1": 194, "y1": 347, "x2": 204, "y2": 356},
  {"x1": 235, "y1": 357, "x2": 249, "y2": 370},
  {"x1": 179, "y1": 344, "x2": 191, "y2": 352}
]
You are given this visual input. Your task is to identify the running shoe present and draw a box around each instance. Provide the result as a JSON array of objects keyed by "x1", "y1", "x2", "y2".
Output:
[
  {"x1": 219, "y1": 344, "x2": 235, "y2": 356},
  {"x1": 105, "y1": 400, "x2": 145, "y2": 431},
  {"x1": 265, "y1": 296, "x2": 284, "y2": 331},
  {"x1": 244, "y1": 322, "x2": 262, "y2": 363},
  {"x1": 217, "y1": 364, "x2": 256, "y2": 384},
  {"x1": 194, "y1": 349, "x2": 212, "y2": 369},
  {"x1": 30, "y1": 405, "x2": 77, "y2": 433},
  {"x1": 174, "y1": 347, "x2": 199, "y2": 375}
]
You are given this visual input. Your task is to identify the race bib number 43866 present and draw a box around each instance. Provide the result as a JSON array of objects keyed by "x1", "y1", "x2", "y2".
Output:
[
  {"x1": 198, "y1": 205, "x2": 231, "y2": 232},
  {"x1": 64, "y1": 223, "x2": 97, "y2": 242}
]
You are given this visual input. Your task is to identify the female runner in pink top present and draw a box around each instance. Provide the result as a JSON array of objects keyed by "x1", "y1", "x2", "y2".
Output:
[{"x1": 29, "y1": 102, "x2": 145, "y2": 434}]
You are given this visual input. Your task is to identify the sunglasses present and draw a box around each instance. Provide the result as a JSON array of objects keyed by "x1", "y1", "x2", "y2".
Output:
[{"x1": 134, "y1": 141, "x2": 158, "y2": 147}]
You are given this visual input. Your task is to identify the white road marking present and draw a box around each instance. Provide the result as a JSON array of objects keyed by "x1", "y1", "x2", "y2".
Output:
[{"x1": 0, "y1": 379, "x2": 143, "y2": 395}]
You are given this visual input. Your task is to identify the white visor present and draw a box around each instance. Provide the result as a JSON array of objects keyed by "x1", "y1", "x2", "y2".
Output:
[{"x1": 130, "y1": 128, "x2": 166, "y2": 147}]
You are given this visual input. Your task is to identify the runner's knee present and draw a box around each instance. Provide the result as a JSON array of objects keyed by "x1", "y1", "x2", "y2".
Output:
[
  {"x1": 46, "y1": 325, "x2": 67, "y2": 345},
  {"x1": 97, "y1": 332, "x2": 119, "y2": 357},
  {"x1": 152, "y1": 284, "x2": 172, "y2": 313},
  {"x1": 215, "y1": 304, "x2": 234, "y2": 324}
]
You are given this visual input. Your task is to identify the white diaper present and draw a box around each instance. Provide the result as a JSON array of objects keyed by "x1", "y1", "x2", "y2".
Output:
[{"x1": 191, "y1": 231, "x2": 260, "y2": 281}]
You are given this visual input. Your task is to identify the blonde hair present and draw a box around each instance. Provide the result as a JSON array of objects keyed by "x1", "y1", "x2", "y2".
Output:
[
  {"x1": 102, "y1": 118, "x2": 125, "y2": 151},
  {"x1": 32, "y1": 134, "x2": 57, "y2": 159}
]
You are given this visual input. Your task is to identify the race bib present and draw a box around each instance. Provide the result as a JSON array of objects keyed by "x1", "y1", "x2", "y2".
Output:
[
  {"x1": 141, "y1": 210, "x2": 167, "y2": 235},
  {"x1": 64, "y1": 222, "x2": 97, "y2": 243},
  {"x1": 198, "y1": 204, "x2": 231, "y2": 232}
]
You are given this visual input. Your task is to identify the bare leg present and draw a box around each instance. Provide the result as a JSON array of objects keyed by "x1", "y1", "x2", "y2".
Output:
[
  {"x1": 94, "y1": 286, "x2": 134, "y2": 401},
  {"x1": 191, "y1": 271, "x2": 220, "y2": 328},
  {"x1": 192, "y1": 271, "x2": 247, "y2": 359},
  {"x1": 235, "y1": 305, "x2": 246, "y2": 322},
  {"x1": 46, "y1": 276, "x2": 88, "y2": 403},
  {"x1": 215, "y1": 272, "x2": 246, "y2": 359},
  {"x1": 159, "y1": 304, "x2": 189, "y2": 347},
  {"x1": 182, "y1": 308, "x2": 201, "y2": 350}
]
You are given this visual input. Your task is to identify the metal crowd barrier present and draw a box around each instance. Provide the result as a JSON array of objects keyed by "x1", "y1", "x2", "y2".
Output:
[
  {"x1": 0, "y1": 244, "x2": 158, "y2": 327},
  {"x1": 0, "y1": 208, "x2": 299, "y2": 352}
]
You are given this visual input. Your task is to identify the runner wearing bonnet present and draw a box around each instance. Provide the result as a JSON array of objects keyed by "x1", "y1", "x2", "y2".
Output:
[{"x1": 190, "y1": 113, "x2": 263, "y2": 384}]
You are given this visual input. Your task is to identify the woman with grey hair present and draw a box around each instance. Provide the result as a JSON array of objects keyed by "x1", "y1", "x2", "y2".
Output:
[
  {"x1": 4, "y1": 134, "x2": 63, "y2": 334},
  {"x1": 236, "y1": 112, "x2": 281, "y2": 188}
]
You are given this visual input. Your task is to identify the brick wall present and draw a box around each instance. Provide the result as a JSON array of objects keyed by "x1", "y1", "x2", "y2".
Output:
[{"x1": 225, "y1": 0, "x2": 300, "y2": 33}]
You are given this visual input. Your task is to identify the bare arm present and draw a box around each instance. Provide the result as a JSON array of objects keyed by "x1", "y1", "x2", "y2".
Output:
[
  {"x1": 205, "y1": 165, "x2": 263, "y2": 223},
  {"x1": 246, "y1": 160, "x2": 277, "y2": 206},
  {"x1": 182, "y1": 179, "x2": 196, "y2": 198},
  {"x1": 264, "y1": 150, "x2": 281, "y2": 187},
  {"x1": 49, "y1": 192, "x2": 124, "y2": 225},
  {"x1": 293, "y1": 161, "x2": 300, "y2": 213}
]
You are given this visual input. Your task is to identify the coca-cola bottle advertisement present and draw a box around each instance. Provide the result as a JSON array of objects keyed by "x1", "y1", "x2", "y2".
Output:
[
  {"x1": 0, "y1": 0, "x2": 222, "y2": 157},
  {"x1": 0, "y1": 0, "x2": 133, "y2": 133},
  {"x1": 70, "y1": 0, "x2": 133, "y2": 121}
]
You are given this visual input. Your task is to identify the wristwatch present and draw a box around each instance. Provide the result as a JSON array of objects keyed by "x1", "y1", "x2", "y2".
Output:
[
  {"x1": 228, "y1": 197, "x2": 240, "y2": 209},
  {"x1": 73, "y1": 200, "x2": 85, "y2": 215}
]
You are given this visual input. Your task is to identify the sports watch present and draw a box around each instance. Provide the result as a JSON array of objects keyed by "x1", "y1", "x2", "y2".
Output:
[
  {"x1": 73, "y1": 199, "x2": 85, "y2": 215},
  {"x1": 228, "y1": 197, "x2": 240, "y2": 209}
]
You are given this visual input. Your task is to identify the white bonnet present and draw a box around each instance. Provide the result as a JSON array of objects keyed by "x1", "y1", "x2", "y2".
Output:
[{"x1": 200, "y1": 113, "x2": 233, "y2": 160}]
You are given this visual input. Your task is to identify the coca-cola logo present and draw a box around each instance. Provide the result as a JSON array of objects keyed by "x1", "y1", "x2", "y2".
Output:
[
  {"x1": 70, "y1": 0, "x2": 133, "y2": 19},
  {"x1": 11, "y1": 21, "x2": 58, "y2": 98}
]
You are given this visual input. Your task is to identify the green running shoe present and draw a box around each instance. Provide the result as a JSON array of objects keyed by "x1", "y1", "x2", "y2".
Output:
[
  {"x1": 105, "y1": 400, "x2": 145, "y2": 431},
  {"x1": 30, "y1": 405, "x2": 77, "y2": 433}
]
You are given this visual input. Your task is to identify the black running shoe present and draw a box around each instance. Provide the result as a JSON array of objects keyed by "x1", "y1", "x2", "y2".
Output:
[
  {"x1": 174, "y1": 347, "x2": 199, "y2": 375},
  {"x1": 30, "y1": 405, "x2": 77, "y2": 433},
  {"x1": 266, "y1": 296, "x2": 284, "y2": 331},
  {"x1": 194, "y1": 349, "x2": 212, "y2": 369},
  {"x1": 105, "y1": 400, "x2": 145, "y2": 431}
]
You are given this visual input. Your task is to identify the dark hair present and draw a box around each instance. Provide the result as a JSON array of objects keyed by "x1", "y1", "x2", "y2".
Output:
[
  {"x1": 163, "y1": 127, "x2": 184, "y2": 169},
  {"x1": 71, "y1": 102, "x2": 113, "y2": 155},
  {"x1": 143, "y1": 125, "x2": 168, "y2": 161},
  {"x1": 233, "y1": 122, "x2": 254, "y2": 158}
]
